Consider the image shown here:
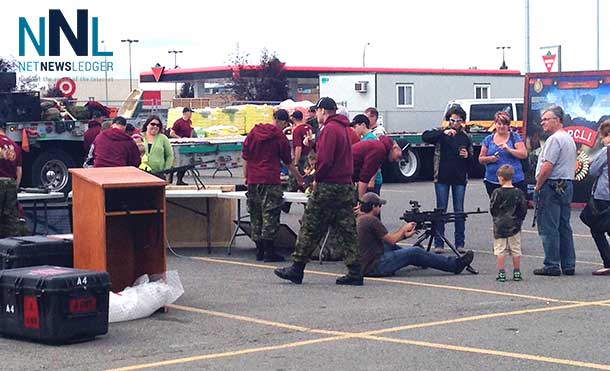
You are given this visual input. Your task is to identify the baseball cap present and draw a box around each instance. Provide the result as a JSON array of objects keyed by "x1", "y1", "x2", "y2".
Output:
[
  {"x1": 183, "y1": 107, "x2": 194, "y2": 113},
  {"x1": 273, "y1": 109, "x2": 290, "y2": 122},
  {"x1": 360, "y1": 192, "x2": 387, "y2": 205},
  {"x1": 290, "y1": 110, "x2": 303, "y2": 121},
  {"x1": 112, "y1": 116, "x2": 127, "y2": 126},
  {"x1": 351, "y1": 114, "x2": 370, "y2": 127},
  {"x1": 314, "y1": 97, "x2": 338, "y2": 111}
]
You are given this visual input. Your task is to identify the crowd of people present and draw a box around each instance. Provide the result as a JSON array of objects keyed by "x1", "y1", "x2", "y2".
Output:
[{"x1": 1, "y1": 98, "x2": 609, "y2": 283}]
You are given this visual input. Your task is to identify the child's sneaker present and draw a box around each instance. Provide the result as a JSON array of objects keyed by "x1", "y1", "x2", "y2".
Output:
[
  {"x1": 496, "y1": 270, "x2": 506, "y2": 282},
  {"x1": 513, "y1": 270, "x2": 523, "y2": 281}
]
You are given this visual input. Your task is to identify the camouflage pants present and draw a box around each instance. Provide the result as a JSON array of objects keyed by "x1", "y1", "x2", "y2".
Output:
[
  {"x1": 293, "y1": 183, "x2": 359, "y2": 266},
  {"x1": 246, "y1": 184, "x2": 284, "y2": 242},
  {"x1": 0, "y1": 178, "x2": 23, "y2": 238}
]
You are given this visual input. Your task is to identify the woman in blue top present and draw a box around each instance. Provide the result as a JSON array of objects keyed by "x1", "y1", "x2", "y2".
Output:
[{"x1": 478, "y1": 111, "x2": 528, "y2": 197}]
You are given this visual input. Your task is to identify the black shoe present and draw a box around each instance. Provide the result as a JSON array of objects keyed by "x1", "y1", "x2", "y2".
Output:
[
  {"x1": 176, "y1": 180, "x2": 188, "y2": 186},
  {"x1": 336, "y1": 264, "x2": 364, "y2": 286},
  {"x1": 274, "y1": 262, "x2": 305, "y2": 284},
  {"x1": 255, "y1": 241, "x2": 264, "y2": 261},
  {"x1": 533, "y1": 267, "x2": 561, "y2": 276},
  {"x1": 562, "y1": 269, "x2": 575, "y2": 276},
  {"x1": 454, "y1": 251, "x2": 474, "y2": 274},
  {"x1": 262, "y1": 240, "x2": 285, "y2": 262}
]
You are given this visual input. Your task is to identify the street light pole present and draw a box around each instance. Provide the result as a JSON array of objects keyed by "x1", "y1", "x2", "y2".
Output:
[
  {"x1": 168, "y1": 50, "x2": 183, "y2": 96},
  {"x1": 121, "y1": 39, "x2": 139, "y2": 92},
  {"x1": 362, "y1": 42, "x2": 371, "y2": 67},
  {"x1": 496, "y1": 46, "x2": 511, "y2": 69}
]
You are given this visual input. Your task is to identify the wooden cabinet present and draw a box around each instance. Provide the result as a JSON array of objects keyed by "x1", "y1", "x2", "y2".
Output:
[{"x1": 70, "y1": 167, "x2": 167, "y2": 291}]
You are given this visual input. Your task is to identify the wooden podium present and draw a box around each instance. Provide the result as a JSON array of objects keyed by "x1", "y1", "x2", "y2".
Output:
[{"x1": 70, "y1": 167, "x2": 167, "y2": 291}]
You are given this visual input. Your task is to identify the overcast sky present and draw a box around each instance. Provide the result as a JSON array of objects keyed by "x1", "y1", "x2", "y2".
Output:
[{"x1": 2, "y1": 0, "x2": 608, "y2": 80}]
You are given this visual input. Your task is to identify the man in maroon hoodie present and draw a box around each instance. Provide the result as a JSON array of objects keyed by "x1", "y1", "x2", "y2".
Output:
[
  {"x1": 352, "y1": 136, "x2": 403, "y2": 199},
  {"x1": 83, "y1": 111, "x2": 104, "y2": 155},
  {"x1": 275, "y1": 97, "x2": 363, "y2": 286},
  {"x1": 243, "y1": 109, "x2": 303, "y2": 262},
  {"x1": 93, "y1": 116, "x2": 141, "y2": 168}
]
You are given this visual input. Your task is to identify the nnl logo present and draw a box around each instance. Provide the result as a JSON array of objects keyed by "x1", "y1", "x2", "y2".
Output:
[{"x1": 19, "y1": 9, "x2": 113, "y2": 57}]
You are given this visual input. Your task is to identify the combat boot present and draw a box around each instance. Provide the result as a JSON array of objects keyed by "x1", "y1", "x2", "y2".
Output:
[
  {"x1": 274, "y1": 262, "x2": 306, "y2": 284},
  {"x1": 336, "y1": 264, "x2": 364, "y2": 286},
  {"x1": 255, "y1": 241, "x2": 264, "y2": 261},
  {"x1": 262, "y1": 240, "x2": 285, "y2": 262}
]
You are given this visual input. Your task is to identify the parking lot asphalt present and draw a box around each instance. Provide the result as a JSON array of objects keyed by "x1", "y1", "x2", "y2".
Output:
[{"x1": 3, "y1": 171, "x2": 610, "y2": 371}]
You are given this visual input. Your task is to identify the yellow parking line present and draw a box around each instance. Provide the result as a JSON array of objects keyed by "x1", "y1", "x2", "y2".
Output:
[
  {"x1": 521, "y1": 228, "x2": 591, "y2": 238},
  {"x1": 192, "y1": 257, "x2": 578, "y2": 304},
  {"x1": 103, "y1": 335, "x2": 351, "y2": 371},
  {"x1": 361, "y1": 336, "x2": 610, "y2": 370},
  {"x1": 168, "y1": 303, "x2": 345, "y2": 336}
]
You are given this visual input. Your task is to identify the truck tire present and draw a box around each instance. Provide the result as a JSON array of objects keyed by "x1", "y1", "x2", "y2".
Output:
[
  {"x1": 31, "y1": 149, "x2": 77, "y2": 193},
  {"x1": 383, "y1": 148, "x2": 420, "y2": 182}
]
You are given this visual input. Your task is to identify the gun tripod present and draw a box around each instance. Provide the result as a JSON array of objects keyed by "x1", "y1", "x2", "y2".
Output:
[{"x1": 411, "y1": 222, "x2": 478, "y2": 274}]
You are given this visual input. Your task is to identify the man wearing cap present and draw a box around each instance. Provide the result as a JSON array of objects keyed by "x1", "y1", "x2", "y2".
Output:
[
  {"x1": 290, "y1": 110, "x2": 313, "y2": 172},
  {"x1": 93, "y1": 116, "x2": 141, "y2": 168},
  {"x1": 275, "y1": 97, "x2": 363, "y2": 286},
  {"x1": 243, "y1": 109, "x2": 303, "y2": 262},
  {"x1": 84, "y1": 111, "x2": 104, "y2": 155},
  {"x1": 358, "y1": 192, "x2": 474, "y2": 277},
  {"x1": 169, "y1": 107, "x2": 195, "y2": 185},
  {"x1": 352, "y1": 136, "x2": 402, "y2": 200},
  {"x1": 352, "y1": 114, "x2": 384, "y2": 195},
  {"x1": 0, "y1": 121, "x2": 26, "y2": 238}
]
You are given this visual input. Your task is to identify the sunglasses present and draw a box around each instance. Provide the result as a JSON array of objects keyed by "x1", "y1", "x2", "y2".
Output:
[
  {"x1": 449, "y1": 118, "x2": 464, "y2": 124},
  {"x1": 149, "y1": 122, "x2": 161, "y2": 127}
]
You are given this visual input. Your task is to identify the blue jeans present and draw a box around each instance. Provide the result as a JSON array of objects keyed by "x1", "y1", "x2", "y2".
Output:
[
  {"x1": 367, "y1": 244, "x2": 458, "y2": 276},
  {"x1": 535, "y1": 180, "x2": 575, "y2": 272},
  {"x1": 434, "y1": 183, "x2": 466, "y2": 248}
]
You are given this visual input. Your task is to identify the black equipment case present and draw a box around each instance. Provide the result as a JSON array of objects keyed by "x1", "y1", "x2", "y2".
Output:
[
  {"x1": 0, "y1": 236, "x2": 73, "y2": 270},
  {"x1": 0, "y1": 266, "x2": 110, "y2": 344}
]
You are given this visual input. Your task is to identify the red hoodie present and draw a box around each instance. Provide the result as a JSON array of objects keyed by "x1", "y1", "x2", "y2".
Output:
[
  {"x1": 242, "y1": 123, "x2": 292, "y2": 185},
  {"x1": 93, "y1": 128, "x2": 141, "y2": 168},
  {"x1": 352, "y1": 135, "x2": 393, "y2": 183},
  {"x1": 315, "y1": 114, "x2": 353, "y2": 184},
  {"x1": 83, "y1": 120, "x2": 101, "y2": 154}
]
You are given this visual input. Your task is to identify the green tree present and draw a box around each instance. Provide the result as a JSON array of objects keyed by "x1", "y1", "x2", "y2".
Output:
[
  {"x1": 179, "y1": 82, "x2": 194, "y2": 98},
  {"x1": 227, "y1": 48, "x2": 288, "y2": 102}
]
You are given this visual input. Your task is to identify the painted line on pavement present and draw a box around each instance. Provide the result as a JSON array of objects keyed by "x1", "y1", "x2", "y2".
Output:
[
  {"x1": 193, "y1": 257, "x2": 579, "y2": 304},
  {"x1": 103, "y1": 335, "x2": 350, "y2": 371},
  {"x1": 521, "y1": 228, "x2": 591, "y2": 238}
]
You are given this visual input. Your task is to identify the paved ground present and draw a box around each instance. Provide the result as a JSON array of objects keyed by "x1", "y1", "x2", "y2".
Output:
[{"x1": 4, "y1": 171, "x2": 610, "y2": 371}]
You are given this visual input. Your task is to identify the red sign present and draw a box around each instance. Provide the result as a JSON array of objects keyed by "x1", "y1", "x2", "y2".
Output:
[
  {"x1": 69, "y1": 297, "x2": 97, "y2": 314},
  {"x1": 542, "y1": 51, "x2": 556, "y2": 72},
  {"x1": 55, "y1": 77, "x2": 76, "y2": 97},
  {"x1": 23, "y1": 296, "x2": 40, "y2": 329},
  {"x1": 564, "y1": 126, "x2": 597, "y2": 147},
  {"x1": 152, "y1": 65, "x2": 165, "y2": 82}
]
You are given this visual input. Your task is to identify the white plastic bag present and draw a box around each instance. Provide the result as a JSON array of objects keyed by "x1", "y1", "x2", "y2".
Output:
[{"x1": 109, "y1": 271, "x2": 184, "y2": 323}]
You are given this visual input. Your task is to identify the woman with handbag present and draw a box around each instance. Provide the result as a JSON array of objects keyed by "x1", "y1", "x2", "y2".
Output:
[
  {"x1": 478, "y1": 111, "x2": 529, "y2": 197},
  {"x1": 587, "y1": 120, "x2": 610, "y2": 275}
]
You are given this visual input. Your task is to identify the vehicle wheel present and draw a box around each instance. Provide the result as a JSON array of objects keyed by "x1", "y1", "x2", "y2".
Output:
[
  {"x1": 31, "y1": 149, "x2": 77, "y2": 193},
  {"x1": 383, "y1": 149, "x2": 420, "y2": 182}
]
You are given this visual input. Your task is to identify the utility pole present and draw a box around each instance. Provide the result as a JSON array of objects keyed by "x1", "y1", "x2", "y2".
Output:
[
  {"x1": 525, "y1": 0, "x2": 530, "y2": 73},
  {"x1": 121, "y1": 39, "x2": 139, "y2": 92},
  {"x1": 168, "y1": 50, "x2": 183, "y2": 96}
]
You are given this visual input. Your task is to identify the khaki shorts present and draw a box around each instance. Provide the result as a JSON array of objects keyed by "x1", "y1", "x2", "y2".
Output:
[{"x1": 493, "y1": 233, "x2": 522, "y2": 256}]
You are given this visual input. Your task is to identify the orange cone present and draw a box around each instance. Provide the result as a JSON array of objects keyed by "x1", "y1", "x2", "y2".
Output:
[{"x1": 21, "y1": 129, "x2": 30, "y2": 152}]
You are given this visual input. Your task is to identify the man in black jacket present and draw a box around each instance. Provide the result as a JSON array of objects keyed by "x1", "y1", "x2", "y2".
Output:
[{"x1": 422, "y1": 106, "x2": 473, "y2": 254}]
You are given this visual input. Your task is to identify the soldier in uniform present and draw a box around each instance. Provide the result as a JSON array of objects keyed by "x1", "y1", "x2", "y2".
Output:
[
  {"x1": 0, "y1": 121, "x2": 25, "y2": 238},
  {"x1": 274, "y1": 97, "x2": 363, "y2": 286},
  {"x1": 243, "y1": 109, "x2": 303, "y2": 262}
]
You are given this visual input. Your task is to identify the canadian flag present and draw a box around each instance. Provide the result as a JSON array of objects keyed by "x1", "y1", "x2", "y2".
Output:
[{"x1": 542, "y1": 51, "x2": 556, "y2": 72}]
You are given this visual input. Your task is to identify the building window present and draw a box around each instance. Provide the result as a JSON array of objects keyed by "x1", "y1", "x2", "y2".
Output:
[
  {"x1": 474, "y1": 84, "x2": 490, "y2": 99},
  {"x1": 396, "y1": 84, "x2": 414, "y2": 107}
]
